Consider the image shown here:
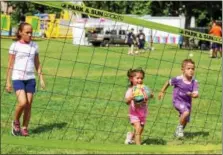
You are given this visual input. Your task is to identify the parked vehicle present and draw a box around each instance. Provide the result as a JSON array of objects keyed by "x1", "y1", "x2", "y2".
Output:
[
  {"x1": 187, "y1": 27, "x2": 210, "y2": 50},
  {"x1": 87, "y1": 27, "x2": 128, "y2": 47}
]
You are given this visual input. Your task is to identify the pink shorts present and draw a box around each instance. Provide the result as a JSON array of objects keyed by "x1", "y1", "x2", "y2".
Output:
[{"x1": 129, "y1": 115, "x2": 146, "y2": 125}]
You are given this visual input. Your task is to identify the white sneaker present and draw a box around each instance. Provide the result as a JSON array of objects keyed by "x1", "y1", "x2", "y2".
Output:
[
  {"x1": 124, "y1": 132, "x2": 133, "y2": 144},
  {"x1": 175, "y1": 125, "x2": 184, "y2": 138}
]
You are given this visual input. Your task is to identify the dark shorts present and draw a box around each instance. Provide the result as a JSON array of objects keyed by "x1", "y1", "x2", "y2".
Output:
[
  {"x1": 212, "y1": 43, "x2": 222, "y2": 49},
  {"x1": 128, "y1": 42, "x2": 134, "y2": 47},
  {"x1": 12, "y1": 79, "x2": 36, "y2": 93},
  {"x1": 138, "y1": 40, "x2": 145, "y2": 49}
]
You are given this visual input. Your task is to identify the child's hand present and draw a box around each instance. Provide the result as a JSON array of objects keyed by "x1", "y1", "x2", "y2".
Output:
[
  {"x1": 126, "y1": 94, "x2": 134, "y2": 104},
  {"x1": 187, "y1": 92, "x2": 199, "y2": 98},
  {"x1": 6, "y1": 82, "x2": 12, "y2": 93},
  {"x1": 186, "y1": 92, "x2": 192, "y2": 96},
  {"x1": 158, "y1": 91, "x2": 165, "y2": 100},
  {"x1": 39, "y1": 76, "x2": 46, "y2": 90},
  {"x1": 40, "y1": 79, "x2": 45, "y2": 89},
  {"x1": 128, "y1": 94, "x2": 134, "y2": 101}
]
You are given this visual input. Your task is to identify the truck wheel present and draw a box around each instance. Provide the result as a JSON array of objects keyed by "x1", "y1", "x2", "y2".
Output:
[
  {"x1": 101, "y1": 40, "x2": 109, "y2": 47},
  {"x1": 92, "y1": 42, "x2": 101, "y2": 46}
]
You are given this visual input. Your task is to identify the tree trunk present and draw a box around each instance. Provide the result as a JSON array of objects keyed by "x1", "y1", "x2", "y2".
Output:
[{"x1": 184, "y1": 9, "x2": 192, "y2": 48}]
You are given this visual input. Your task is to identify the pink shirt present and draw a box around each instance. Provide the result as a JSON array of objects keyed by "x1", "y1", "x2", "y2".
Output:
[{"x1": 125, "y1": 87, "x2": 148, "y2": 118}]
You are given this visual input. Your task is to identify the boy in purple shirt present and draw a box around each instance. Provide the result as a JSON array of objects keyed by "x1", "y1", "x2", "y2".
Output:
[{"x1": 158, "y1": 59, "x2": 199, "y2": 138}]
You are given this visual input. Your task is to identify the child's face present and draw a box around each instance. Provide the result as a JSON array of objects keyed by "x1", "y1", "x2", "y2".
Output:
[
  {"x1": 130, "y1": 72, "x2": 144, "y2": 86},
  {"x1": 182, "y1": 63, "x2": 195, "y2": 78},
  {"x1": 19, "y1": 25, "x2": 32, "y2": 43}
]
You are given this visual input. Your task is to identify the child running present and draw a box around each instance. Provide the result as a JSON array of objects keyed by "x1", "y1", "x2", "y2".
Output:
[
  {"x1": 124, "y1": 68, "x2": 153, "y2": 145},
  {"x1": 6, "y1": 22, "x2": 45, "y2": 136},
  {"x1": 158, "y1": 59, "x2": 199, "y2": 138}
]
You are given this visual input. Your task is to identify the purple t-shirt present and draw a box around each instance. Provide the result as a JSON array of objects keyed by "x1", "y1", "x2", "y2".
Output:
[{"x1": 169, "y1": 75, "x2": 198, "y2": 106}]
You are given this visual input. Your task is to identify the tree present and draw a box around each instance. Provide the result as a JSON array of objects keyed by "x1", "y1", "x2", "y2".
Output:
[
  {"x1": 149, "y1": 1, "x2": 222, "y2": 27},
  {"x1": 6, "y1": 2, "x2": 61, "y2": 26},
  {"x1": 149, "y1": 1, "x2": 222, "y2": 47},
  {"x1": 84, "y1": 1, "x2": 152, "y2": 15}
]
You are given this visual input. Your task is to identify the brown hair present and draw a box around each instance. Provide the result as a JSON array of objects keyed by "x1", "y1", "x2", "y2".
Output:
[
  {"x1": 16, "y1": 22, "x2": 32, "y2": 40},
  {"x1": 127, "y1": 67, "x2": 145, "y2": 87},
  {"x1": 181, "y1": 59, "x2": 195, "y2": 69}
]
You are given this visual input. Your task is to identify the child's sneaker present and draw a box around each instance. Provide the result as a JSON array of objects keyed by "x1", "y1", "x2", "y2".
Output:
[
  {"x1": 124, "y1": 132, "x2": 133, "y2": 144},
  {"x1": 175, "y1": 125, "x2": 184, "y2": 138},
  {"x1": 178, "y1": 125, "x2": 184, "y2": 138},
  {"x1": 20, "y1": 128, "x2": 29, "y2": 136},
  {"x1": 11, "y1": 120, "x2": 21, "y2": 136}
]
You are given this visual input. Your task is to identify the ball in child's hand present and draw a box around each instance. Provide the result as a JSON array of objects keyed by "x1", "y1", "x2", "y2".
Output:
[{"x1": 133, "y1": 84, "x2": 151, "y2": 104}]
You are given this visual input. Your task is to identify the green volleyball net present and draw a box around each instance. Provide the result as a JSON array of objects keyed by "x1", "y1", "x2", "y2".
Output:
[{"x1": 1, "y1": 1, "x2": 222, "y2": 153}]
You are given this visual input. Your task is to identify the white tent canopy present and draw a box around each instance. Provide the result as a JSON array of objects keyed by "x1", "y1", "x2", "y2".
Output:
[{"x1": 70, "y1": 16, "x2": 186, "y2": 45}]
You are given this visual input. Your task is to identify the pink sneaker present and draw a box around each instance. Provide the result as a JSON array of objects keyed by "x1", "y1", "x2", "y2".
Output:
[
  {"x1": 20, "y1": 128, "x2": 29, "y2": 136},
  {"x1": 11, "y1": 120, "x2": 21, "y2": 136}
]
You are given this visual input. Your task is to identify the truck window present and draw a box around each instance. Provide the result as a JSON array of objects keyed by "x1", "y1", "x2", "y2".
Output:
[
  {"x1": 111, "y1": 30, "x2": 117, "y2": 35},
  {"x1": 119, "y1": 30, "x2": 126, "y2": 35},
  {"x1": 105, "y1": 31, "x2": 110, "y2": 34}
]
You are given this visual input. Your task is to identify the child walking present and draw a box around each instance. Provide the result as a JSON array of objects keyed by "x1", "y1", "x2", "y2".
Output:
[
  {"x1": 6, "y1": 22, "x2": 45, "y2": 136},
  {"x1": 125, "y1": 28, "x2": 137, "y2": 55},
  {"x1": 124, "y1": 68, "x2": 153, "y2": 145},
  {"x1": 158, "y1": 59, "x2": 199, "y2": 138}
]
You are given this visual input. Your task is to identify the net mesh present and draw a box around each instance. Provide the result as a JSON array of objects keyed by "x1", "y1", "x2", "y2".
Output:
[{"x1": 1, "y1": 7, "x2": 222, "y2": 151}]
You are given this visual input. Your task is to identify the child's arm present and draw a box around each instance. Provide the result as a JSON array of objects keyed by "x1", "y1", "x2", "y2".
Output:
[
  {"x1": 6, "y1": 54, "x2": 15, "y2": 93},
  {"x1": 186, "y1": 92, "x2": 199, "y2": 98},
  {"x1": 209, "y1": 27, "x2": 214, "y2": 34},
  {"x1": 125, "y1": 94, "x2": 134, "y2": 105},
  {"x1": 35, "y1": 54, "x2": 45, "y2": 89},
  {"x1": 187, "y1": 80, "x2": 199, "y2": 98},
  {"x1": 158, "y1": 80, "x2": 170, "y2": 100},
  {"x1": 125, "y1": 88, "x2": 134, "y2": 105}
]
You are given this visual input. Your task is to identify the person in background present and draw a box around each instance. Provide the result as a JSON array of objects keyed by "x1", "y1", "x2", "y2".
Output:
[
  {"x1": 136, "y1": 29, "x2": 146, "y2": 52},
  {"x1": 209, "y1": 20, "x2": 222, "y2": 58},
  {"x1": 125, "y1": 28, "x2": 137, "y2": 55}
]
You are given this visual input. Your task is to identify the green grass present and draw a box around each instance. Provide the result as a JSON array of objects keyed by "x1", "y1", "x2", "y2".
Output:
[{"x1": 1, "y1": 38, "x2": 222, "y2": 154}]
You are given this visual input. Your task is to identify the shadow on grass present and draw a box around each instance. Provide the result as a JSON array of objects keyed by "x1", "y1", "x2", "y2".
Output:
[
  {"x1": 142, "y1": 138, "x2": 167, "y2": 145},
  {"x1": 184, "y1": 131, "x2": 209, "y2": 139},
  {"x1": 30, "y1": 122, "x2": 67, "y2": 134}
]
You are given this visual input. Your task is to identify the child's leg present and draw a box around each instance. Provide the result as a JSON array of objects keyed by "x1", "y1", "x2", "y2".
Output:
[
  {"x1": 174, "y1": 103, "x2": 191, "y2": 137},
  {"x1": 133, "y1": 122, "x2": 143, "y2": 145},
  {"x1": 174, "y1": 111, "x2": 189, "y2": 137},
  {"x1": 131, "y1": 128, "x2": 135, "y2": 141},
  {"x1": 132, "y1": 124, "x2": 144, "y2": 141},
  {"x1": 130, "y1": 44, "x2": 134, "y2": 54},
  {"x1": 180, "y1": 111, "x2": 190, "y2": 127},
  {"x1": 214, "y1": 48, "x2": 218, "y2": 57},
  {"x1": 128, "y1": 46, "x2": 131, "y2": 54},
  {"x1": 218, "y1": 45, "x2": 222, "y2": 57}
]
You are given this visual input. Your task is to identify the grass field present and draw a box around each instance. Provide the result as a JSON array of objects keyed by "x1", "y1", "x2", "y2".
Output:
[{"x1": 1, "y1": 38, "x2": 222, "y2": 154}]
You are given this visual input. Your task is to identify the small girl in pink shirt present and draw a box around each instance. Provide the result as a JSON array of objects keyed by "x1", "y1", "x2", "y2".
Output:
[{"x1": 124, "y1": 68, "x2": 153, "y2": 145}]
